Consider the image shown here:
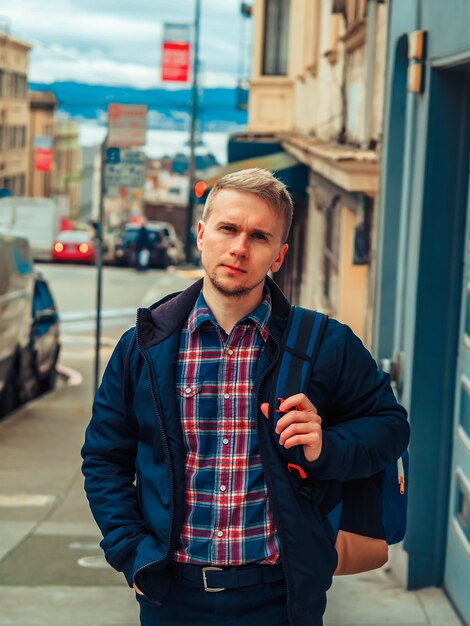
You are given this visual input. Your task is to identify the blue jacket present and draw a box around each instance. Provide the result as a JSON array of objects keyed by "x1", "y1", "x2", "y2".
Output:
[{"x1": 81, "y1": 277, "x2": 409, "y2": 625}]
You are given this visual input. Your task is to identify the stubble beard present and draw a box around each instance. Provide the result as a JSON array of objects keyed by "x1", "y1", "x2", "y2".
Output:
[{"x1": 205, "y1": 266, "x2": 266, "y2": 299}]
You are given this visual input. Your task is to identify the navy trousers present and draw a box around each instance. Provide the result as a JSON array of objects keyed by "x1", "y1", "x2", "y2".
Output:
[{"x1": 137, "y1": 575, "x2": 291, "y2": 626}]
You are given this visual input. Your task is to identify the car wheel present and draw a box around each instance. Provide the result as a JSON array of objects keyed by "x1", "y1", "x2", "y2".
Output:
[
  {"x1": 39, "y1": 347, "x2": 59, "y2": 394},
  {"x1": 0, "y1": 361, "x2": 20, "y2": 417},
  {"x1": 18, "y1": 351, "x2": 39, "y2": 404}
]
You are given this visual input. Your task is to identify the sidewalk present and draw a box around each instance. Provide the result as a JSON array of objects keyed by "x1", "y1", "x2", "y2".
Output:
[{"x1": 0, "y1": 325, "x2": 463, "y2": 626}]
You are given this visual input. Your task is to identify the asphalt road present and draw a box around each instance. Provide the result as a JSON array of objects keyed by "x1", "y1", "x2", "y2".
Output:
[{"x1": 37, "y1": 263, "x2": 202, "y2": 336}]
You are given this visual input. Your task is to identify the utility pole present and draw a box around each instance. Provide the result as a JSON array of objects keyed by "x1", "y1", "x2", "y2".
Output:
[
  {"x1": 93, "y1": 135, "x2": 107, "y2": 394},
  {"x1": 185, "y1": 0, "x2": 201, "y2": 264}
]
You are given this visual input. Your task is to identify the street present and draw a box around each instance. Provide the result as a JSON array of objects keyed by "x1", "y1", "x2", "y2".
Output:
[{"x1": 0, "y1": 265, "x2": 462, "y2": 626}]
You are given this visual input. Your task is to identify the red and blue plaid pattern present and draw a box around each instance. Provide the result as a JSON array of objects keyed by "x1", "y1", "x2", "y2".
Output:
[{"x1": 173, "y1": 288, "x2": 280, "y2": 565}]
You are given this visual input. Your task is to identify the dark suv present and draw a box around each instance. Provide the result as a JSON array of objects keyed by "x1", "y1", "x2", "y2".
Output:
[{"x1": 114, "y1": 223, "x2": 169, "y2": 268}]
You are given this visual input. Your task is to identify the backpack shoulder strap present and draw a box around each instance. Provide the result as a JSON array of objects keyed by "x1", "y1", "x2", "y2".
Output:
[
  {"x1": 271, "y1": 306, "x2": 328, "y2": 471},
  {"x1": 272, "y1": 306, "x2": 328, "y2": 406}
]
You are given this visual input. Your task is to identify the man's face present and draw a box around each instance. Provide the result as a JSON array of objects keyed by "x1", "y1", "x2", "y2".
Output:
[{"x1": 197, "y1": 189, "x2": 288, "y2": 299}]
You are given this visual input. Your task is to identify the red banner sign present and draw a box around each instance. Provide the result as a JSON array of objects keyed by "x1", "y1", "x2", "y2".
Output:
[
  {"x1": 161, "y1": 23, "x2": 191, "y2": 83},
  {"x1": 161, "y1": 41, "x2": 190, "y2": 82},
  {"x1": 35, "y1": 148, "x2": 53, "y2": 172}
]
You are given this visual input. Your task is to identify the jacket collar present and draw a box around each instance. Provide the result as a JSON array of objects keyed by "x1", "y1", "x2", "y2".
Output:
[{"x1": 136, "y1": 275, "x2": 291, "y2": 349}]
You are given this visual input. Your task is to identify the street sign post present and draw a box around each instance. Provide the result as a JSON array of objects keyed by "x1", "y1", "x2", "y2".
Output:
[{"x1": 95, "y1": 105, "x2": 148, "y2": 393}]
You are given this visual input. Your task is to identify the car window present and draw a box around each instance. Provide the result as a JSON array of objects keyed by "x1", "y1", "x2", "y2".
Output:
[
  {"x1": 57, "y1": 231, "x2": 91, "y2": 243},
  {"x1": 33, "y1": 279, "x2": 54, "y2": 315},
  {"x1": 123, "y1": 228, "x2": 163, "y2": 244}
]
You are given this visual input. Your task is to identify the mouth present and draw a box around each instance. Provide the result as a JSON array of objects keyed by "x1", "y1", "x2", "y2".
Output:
[{"x1": 221, "y1": 264, "x2": 246, "y2": 274}]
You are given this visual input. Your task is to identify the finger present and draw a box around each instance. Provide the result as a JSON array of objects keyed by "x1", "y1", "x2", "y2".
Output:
[
  {"x1": 278, "y1": 393, "x2": 317, "y2": 414},
  {"x1": 278, "y1": 422, "x2": 318, "y2": 445},
  {"x1": 283, "y1": 432, "x2": 322, "y2": 450},
  {"x1": 133, "y1": 583, "x2": 144, "y2": 596},
  {"x1": 260, "y1": 402, "x2": 269, "y2": 419},
  {"x1": 276, "y1": 410, "x2": 321, "y2": 433}
]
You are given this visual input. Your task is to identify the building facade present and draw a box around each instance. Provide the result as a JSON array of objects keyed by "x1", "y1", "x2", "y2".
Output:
[
  {"x1": 0, "y1": 31, "x2": 30, "y2": 196},
  {"x1": 28, "y1": 90, "x2": 57, "y2": 197},
  {"x1": 243, "y1": 0, "x2": 387, "y2": 346},
  {"x1": 53, "y1": 120, "x2": 81, "y2": 219},
  {"x1": 375, "y1": 1, "x2": 470, "y2": 622}
]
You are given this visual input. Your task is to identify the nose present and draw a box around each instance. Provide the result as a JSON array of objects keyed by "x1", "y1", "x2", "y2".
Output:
[{"x1": 230, "y1": 233, "x2": 249, "y2": 258}]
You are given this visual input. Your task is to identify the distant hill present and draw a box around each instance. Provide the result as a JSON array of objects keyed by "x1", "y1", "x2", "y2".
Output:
[{"x1": 28, "y1": 81, "x2": 248, "y2": 132}]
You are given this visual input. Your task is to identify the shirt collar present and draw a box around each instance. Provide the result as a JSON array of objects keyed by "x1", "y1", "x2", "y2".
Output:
[{"x1": 187, "y1": 285, "x2": 272, "y2": 342}]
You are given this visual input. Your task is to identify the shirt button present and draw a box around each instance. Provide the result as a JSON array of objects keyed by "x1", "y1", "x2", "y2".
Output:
[
  {"x1": 222, "y1": 438, "x2": 229, "y2": 445},
  {"x1": 220, "y1": 485, "x2": 226, "y2": 492},
  {"x1": 185, "y1": 387, "x2": 191, "y2": 394},
  {"x1": 217, "y1": 530, "x2": 223, "y2": 537},
  {"x1": 223, "y1": 393, "x2": 230, "y2": 399},
  {"x1": 227, "y1": 349, "x2": 233, "y2": 356}
]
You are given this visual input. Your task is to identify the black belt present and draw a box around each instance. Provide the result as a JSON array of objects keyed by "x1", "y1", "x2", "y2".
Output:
[{"x1": 171, "y1": 562, "x2": 285, "y2": 593}]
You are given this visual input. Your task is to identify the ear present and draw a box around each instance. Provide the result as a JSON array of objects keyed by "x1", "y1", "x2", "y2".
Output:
[
  {"x1": 196, "y1": 220, "x2": 205, "y2": 251},
  {"x1": 270, "y1": 243, "x2": 288, "y2": 273}
]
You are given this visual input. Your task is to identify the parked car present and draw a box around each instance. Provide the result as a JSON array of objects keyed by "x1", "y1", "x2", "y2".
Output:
[
  {"x1": 52, "y1": 230, "x2": 96, "y2": 264},
  {"x1": 0, "y1": 230, "x2": 36, "y2": 416},
  {"x1": 0, "y1": 230, "x2": 62, "y2": 417},
  {"x1": 114, "y1": 223, "x2": 169, "y2": 268},
  {"x1": 30, "y1": 272, "x2": 60, "y2": 394},
  {"x1": 155, "y1": 221, "x2": 186, "y2": 266}
]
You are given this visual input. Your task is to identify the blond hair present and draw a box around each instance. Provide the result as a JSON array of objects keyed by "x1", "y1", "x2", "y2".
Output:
[{"x1": 203, "y1": 168, "x2": 294, "y2": 242}]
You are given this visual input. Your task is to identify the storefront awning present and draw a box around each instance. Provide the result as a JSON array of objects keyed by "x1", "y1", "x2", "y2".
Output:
[{"x1": 202, "y1": 151, "x2": 299, "y2": 189}]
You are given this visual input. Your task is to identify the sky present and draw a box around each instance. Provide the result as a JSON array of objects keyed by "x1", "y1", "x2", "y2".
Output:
[{"x1": 0, "y1": 0, "x2": 253, "y2": 88}]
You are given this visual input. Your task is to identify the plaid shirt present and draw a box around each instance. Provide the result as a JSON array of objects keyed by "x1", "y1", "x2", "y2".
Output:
[{"x1": 173, "y1": 287, "x2": 280, "y2": 566}]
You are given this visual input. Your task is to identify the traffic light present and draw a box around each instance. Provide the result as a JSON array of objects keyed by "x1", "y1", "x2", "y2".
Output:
[{"x1": 194, "y1": 180, "x2": 207, "y2": 198}]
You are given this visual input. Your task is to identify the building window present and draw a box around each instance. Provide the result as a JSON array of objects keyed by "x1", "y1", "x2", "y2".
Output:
[
  {"x1": 324, "y1": 13, "x2": 342, "y2": 65},
  {"x1": 18, "y1": 174, "x2": 25, "y2": 195},
  {"x1": 262, "y1": 0, "x2": 290, "y2": 76},
  {"x1": 348, "y1": 0, "x2": 366, "y2": 25}
]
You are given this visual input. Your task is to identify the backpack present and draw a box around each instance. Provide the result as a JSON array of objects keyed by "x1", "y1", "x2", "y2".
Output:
[{"x1": 271, "y1": 305, "x2": 408, "y2": 575}]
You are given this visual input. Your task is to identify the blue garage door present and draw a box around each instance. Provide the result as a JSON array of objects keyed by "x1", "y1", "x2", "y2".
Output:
[{"x1": 445, "y1": 147, "x2": 470, "y2": 624}]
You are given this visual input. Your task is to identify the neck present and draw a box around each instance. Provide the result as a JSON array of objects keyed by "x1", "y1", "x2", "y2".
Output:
[{"x1": 202, "y1": 278, "x2": 265, "y2": 334}]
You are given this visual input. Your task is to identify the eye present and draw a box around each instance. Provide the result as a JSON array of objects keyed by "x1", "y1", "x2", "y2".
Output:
[
  {"x1": 221, "y1": 225, "x2": 235, "y2": 232},
  {"x1": 253, "y1": 232, "x2": 268, "y2": 241}
]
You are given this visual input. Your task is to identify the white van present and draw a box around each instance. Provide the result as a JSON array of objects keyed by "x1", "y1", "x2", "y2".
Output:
[{"x1": 0, "y1": 197, "x2": 61, "y2": 261}]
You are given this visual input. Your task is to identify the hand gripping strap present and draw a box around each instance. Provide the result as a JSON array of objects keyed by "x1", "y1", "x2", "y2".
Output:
[{"x1": 271, "y1": 307, "x2": 328, "y2": 467}]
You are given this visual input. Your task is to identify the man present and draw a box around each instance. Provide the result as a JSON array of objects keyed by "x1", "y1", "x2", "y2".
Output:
[
  {"x1": 82, "y1": 168, "x2": 409, "y2": 626},
  {"x1": 134, "y1": 220, "x2": 151, "y2": 271}
]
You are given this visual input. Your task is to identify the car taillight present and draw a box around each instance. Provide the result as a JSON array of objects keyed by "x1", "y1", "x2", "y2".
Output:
[
  {"x1": 79, "y1": 244, "x2": 89, "y2": 253},
  {"x1": 54, "y1": 243, "x2": 64, "y2": 252}
]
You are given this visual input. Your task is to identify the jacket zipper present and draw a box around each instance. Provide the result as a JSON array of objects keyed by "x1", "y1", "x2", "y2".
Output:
[
  {"x1": 255, "y1": 332, "x2": 294, "y2": 626},
  {"x1": 133, "y1": 308, "x2": 175, "y2": 581},
  {"x1": 397, "y1": 457, "x2": 405, "y2": 495}
]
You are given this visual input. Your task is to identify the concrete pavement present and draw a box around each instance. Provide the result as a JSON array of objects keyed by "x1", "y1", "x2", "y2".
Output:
[{"x1": 0, "y1": 291, "x2": 464, "y2": 625}]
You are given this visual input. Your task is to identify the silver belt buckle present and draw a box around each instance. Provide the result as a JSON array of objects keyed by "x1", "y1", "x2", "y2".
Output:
[{"x1": 202, "y1": 566, "x2": 225, "y2": 592}]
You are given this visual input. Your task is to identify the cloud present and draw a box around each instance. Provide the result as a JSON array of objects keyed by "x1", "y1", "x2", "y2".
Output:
[{"x1": 1, "y1": 0, "x2": 252, "y2": 87}]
